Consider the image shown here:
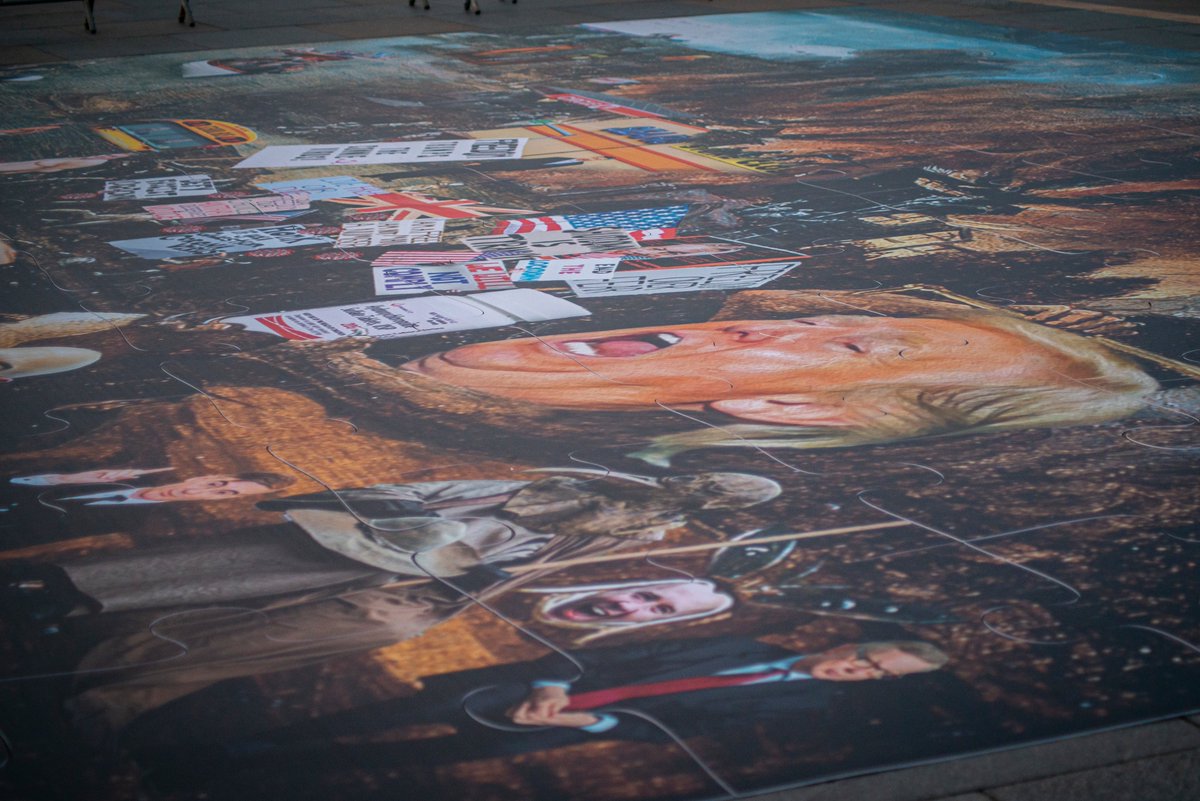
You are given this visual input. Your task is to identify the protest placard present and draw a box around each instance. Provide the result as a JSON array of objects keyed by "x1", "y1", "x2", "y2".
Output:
[
  {"x1": 462, "y1": 228, "x2": 638, "y2": 258},
  {"x1": 566, "y1": 261, "x2": 800, "y2": 297},
  {"x1": 143, "y1": 193, "x2": 309, "y2": 221},
  {"x1": 491, "y1": 205, "x2": 687, "y2": 235},
  {"x1": 372, "y1": 260, "x2": 513, "y2": 295},
  {"x1": 335, "y1": 219, "x2": 445, "y2": 248},
  {"x1": 256, "y1": 175, "x2": 384, "y2": 200},
  {"x1": 510, "y1": 257, "x2": 622, "y2": 282},
  {"x1": 103, "y1": 174, "x2": 217, "y2": 201},
  {"x1": 109, "y1": 225, "x2": 332, "y2": 259},
  {"x1": 223, "y1": 289, "x2": 588, "y2": 341},
  {"x1": 234, "y1": 138, "x2": 526, "y2": 169}
]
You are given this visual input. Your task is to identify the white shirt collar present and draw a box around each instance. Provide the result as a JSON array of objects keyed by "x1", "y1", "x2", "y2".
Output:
[{"x1": 62, "y1": 488, "x2": 160, "y2": 505}]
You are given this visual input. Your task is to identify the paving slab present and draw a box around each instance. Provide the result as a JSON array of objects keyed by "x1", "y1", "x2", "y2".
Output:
[
  {"x1": 686, "y1": 0, "x2": 857, "y2": 9},
  {"x1": 561, "y1": 0, "x2": 733, "y2": 19},
  {"x1": 742, "y1": 721, "x2": 1200, "y2": 801},
  {"x1": 299, "y1": 16, "x2": 473, "y2": 38},
  {"x1": 37, "y1": 31, "x2": 209, "y2": 58},
  {"x1": 180, "y1": 6, "x2": 379, "y2": 29},
  {"x1": 988, "y1": 747, "x2": 1200, "y2": 801},
  {"x1": 167, "y1": 24, "x2": 353, "y2": 47},
  {"x1": 0, "y1": 44, "x2": 66, "y2": 65}
]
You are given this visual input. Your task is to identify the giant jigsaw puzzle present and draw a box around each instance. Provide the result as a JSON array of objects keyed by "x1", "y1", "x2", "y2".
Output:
[{"x1": 1, "y1": 9, "x2": 1198, "y2": 801}]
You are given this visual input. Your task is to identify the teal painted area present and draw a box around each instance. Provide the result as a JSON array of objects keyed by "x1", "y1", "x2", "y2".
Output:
[{"x1": 586, "y1": 10, "x2": 1200, "y2": 86}]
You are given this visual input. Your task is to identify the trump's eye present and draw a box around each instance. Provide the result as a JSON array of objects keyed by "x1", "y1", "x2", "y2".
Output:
[
  {"x1": 841, "y1": 342, "x2": 866, "y2": 353},
  {"x1": 652, "y1": 605, "x2": 675, "y2": 615}
]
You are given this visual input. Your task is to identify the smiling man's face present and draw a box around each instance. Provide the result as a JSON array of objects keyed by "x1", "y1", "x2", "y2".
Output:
[
  {"x1": 137, "y1": 475, "x2": 274, "y2": 503},
  {"x1": 403, "y1": 315, "x2": 1080, "y2": 417}
]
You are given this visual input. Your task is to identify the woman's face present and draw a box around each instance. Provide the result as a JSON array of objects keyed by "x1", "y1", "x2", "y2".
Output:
[{"x1": 403, "y1": 315, "x2": 1078, "y2": 420}]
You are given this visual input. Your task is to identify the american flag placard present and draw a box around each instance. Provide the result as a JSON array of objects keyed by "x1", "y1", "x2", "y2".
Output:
[{"x1": 490, "y1": 205, "x2": 688, "y2": 235}]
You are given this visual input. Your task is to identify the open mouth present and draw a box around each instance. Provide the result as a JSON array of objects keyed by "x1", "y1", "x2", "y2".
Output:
[
  {"x1": 552, "y1": 332, "x2": 682, "y2": 358},
  {"x1": 559, "y1": 601, "x2": 626, "y2": 620}
]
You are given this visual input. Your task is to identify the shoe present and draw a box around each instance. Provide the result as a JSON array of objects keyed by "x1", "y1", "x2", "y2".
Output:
[{"x1": 0, "y1": 561, "x2": 99, "y2": 628}]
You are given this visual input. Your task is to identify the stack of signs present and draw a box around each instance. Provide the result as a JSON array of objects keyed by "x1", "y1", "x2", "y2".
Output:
[
  {"x1": 510, "y1": 257, "x2": 622, "y2": 282},
  {"x1": 373, "y1": 260, "x2": 513, "y2": 295},
  {"x1": 335, "y1": 219, "x2": 445, "y2": 248},
  {"x1": 143, "y1": 192, "x2": 310, "y2": 221},
  {"x1": 462, "y1": 228, "x2": 639, "y2": 258},
  {"x1": 234, "y1": 138, "x2": 527, "y2": 169},
  {"x1": 103, "y1": 174, "x2": 217, "y2": 201},
  {"x1": 255, "y1": 175, "x2": 384, "y2": 200},
  {"x1": 566, "y1": 261, "x2": 802, "y2": 296},
  {"x1": 109, "y1": 225, "x2": 332, "y2": 259}
]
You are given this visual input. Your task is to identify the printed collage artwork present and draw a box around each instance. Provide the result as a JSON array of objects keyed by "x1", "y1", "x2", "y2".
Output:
[{"x1": 1, "y1": 9, "x2": 1198, "y2": 801}]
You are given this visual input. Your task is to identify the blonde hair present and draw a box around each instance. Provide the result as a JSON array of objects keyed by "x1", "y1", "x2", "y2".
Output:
[{"x1": 631, "y1": 309, "x2": 1157, "y2": 466}]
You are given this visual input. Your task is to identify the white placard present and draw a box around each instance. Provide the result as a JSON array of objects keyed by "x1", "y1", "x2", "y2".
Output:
[
  {"x1": 234, "y1": 138, "x2": 527, "y2": 169},
  {"x1": 510, "y1": 257, "x2": 622, "y2": 282},
  {"x1": 567, "y1": 261, "x2": 801, "y2": 297},
  {"x1": 462, "y1": 228, "x2": 638, "y2": 258},
  {"x1": 103, "y1": 174, "x2": 217, "y2": 201},
  {"x1": 144, "y1": 192, "x2": 309, "y2": 221},
  {"x1": 372, "y1": 260, "x2": 513, "y2": 295},
  {"x1": 109, "y1": 225, "x2": 332, "y2": 259},
  {"x1": 223, "y1": 289, "x2": 589, "y2": 341},
  {"x1": 256, "y1": 176, "x2": 384, "y2": 200},
  {"x1": 335, "y1": 219, "x2": 445, "y2": 248}
]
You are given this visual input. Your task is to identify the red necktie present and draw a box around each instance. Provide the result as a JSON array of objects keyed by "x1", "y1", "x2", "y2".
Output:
[{"x1": 564, "y1": 669, "x2": 787, "y2": 711}]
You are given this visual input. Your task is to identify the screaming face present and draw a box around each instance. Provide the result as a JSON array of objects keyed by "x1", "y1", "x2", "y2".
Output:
[
  {"x1": 546, "y1": 582, "x2": 730, "y2": 625},
  {"x1": 404, "y1": 316, "x2": 1085, "y2": 419}
]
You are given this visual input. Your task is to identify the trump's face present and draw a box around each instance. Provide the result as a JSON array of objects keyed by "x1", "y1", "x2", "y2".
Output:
[{"x1": 405, "y1": 315, "x2": 1080, "y2": 425}]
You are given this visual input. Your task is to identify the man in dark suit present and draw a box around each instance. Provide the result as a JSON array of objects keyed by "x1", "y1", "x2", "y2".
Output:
[{"x1": 229, "y1": 635, "x2": 948, "y2": 765}]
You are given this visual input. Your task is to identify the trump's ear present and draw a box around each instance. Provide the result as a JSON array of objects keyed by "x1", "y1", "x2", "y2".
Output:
[{"x1": 708, "y1": 395, "x2": 860, "y2": 427}]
